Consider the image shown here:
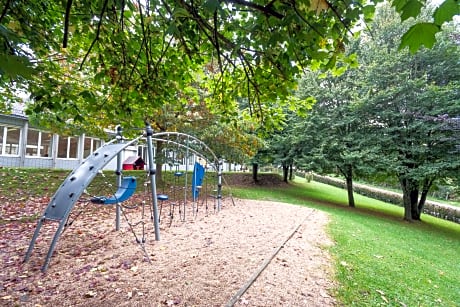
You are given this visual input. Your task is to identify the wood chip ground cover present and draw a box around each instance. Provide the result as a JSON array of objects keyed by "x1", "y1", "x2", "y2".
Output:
[{"x1": 1, "y1": 196, "x2": 336, "y2": 306}]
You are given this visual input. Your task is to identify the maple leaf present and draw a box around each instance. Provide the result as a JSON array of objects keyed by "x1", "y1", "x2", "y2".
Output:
[
  {"x1": 399, "y1": 23, "x2": 441, "y2": 54},
  {"x1": 433, "y1": 0, "x2": 460, "y2": 25}
]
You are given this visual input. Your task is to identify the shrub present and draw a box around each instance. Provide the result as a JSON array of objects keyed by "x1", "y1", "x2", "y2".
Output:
[{"x1": 309, "y1": 173, "x2": 460, "y2": 224}]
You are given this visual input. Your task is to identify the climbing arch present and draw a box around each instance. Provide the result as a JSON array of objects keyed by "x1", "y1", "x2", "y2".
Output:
[{"x1": 24, "y1": 124, "x2": 225, "y2": 272}]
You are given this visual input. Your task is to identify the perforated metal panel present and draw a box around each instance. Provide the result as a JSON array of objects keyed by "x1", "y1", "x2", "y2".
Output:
[{"x1": 43, "y1": 142, "x2": 132, "y2": 221}]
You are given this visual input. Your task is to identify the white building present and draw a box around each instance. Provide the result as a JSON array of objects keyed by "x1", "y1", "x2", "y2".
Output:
[
  {"x1": 0, "y1": 106, "x2": 238, "y2": 172},
  {"x1": 0, "y1": 107, "x2": 135, "y2": 170}
]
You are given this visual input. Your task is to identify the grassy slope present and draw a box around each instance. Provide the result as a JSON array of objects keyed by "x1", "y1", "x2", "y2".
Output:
[{"x1": 230, "y1": 178, "x2": 460, "y2": 307}]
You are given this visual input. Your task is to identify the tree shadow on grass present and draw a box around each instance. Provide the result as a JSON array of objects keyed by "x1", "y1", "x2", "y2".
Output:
[{"x1": 240, "y1": 179, "x2": 460, "y2": 240}]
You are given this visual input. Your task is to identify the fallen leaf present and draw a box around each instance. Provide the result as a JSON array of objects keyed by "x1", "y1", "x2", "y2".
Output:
[
  {"x1": 381, "y1": 295, "x2": 389, "y2": 303},
  {"x1": 165, "y1": 298, "x2": 181, "y2": 305},
  {"x1": 240, "y1": 298, "x2": 249, "y2": 305}
]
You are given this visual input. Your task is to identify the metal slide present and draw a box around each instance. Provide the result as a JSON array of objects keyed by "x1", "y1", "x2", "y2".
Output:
[
  {"x1": 24, "y1": 138, "x2": 140, "y2": 272},
  {"x1": 90, "y1": 176, "x2": 137, "y2": 205}
]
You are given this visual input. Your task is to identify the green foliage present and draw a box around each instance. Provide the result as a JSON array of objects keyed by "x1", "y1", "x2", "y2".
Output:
[
  {"x1": 360, "y1": 9, "x2": 460, "y2": 219},
  {"x1": 434, "y1": 0, "x2": 460, "y2": 25},
  {"x1": 290, "y1": 3, "x2": 460, "y2": 220},
  {"x1": 399, "y1": 22, "x2": 441, "y2": 53},
  {"x1": 392, "y1": 0, "x2": 424, "y2": 21},
  {"x1": 397, "y1": 0, "x2": 460, "y2": 53},
  {"x1": 1, "y1": 0, "x2": 458, "y2": 132}
]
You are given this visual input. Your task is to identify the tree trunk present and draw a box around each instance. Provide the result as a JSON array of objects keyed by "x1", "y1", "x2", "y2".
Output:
[
  {"x1": 399, "y1": 176, "x2": 419, "y2": 222},
  {"x1": 288, "y1": 164, "x2": 294, "y2": 181},
  {"x1": 252, "y1": 163, "x2": 259, "y2": 182},
  {"x1": 338, "y1": 164, "x2": 355, "y2": 207},
  {"x1": 401, "y1": 183, "x2": 412, "y2": 221},
  {"x1": 416, "y1": 178, "x2": 434, "y2": 221},
  {"x1": 410, "y1": 187, "x2": 420, "y2": 220},
  {"x1": 344, "y1": 165, "x2": 355, "y2": 208},
  {"x1": 155, "y1": 141, "x2": 164, "y2": 187},
  {"x1": 282, "y1": 164, "x2": 289, "y2": 183}
]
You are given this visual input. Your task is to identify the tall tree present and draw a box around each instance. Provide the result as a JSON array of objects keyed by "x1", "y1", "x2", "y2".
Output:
[
  {"x1": 292, "y1": 3, "x2": 460, "y2": 215},
  {"x1": 294, "y1": 67, "x2": 377, "y2": 207},
  {"x1": 357, "y1": 4, "x2": 460, "y2": 221}
]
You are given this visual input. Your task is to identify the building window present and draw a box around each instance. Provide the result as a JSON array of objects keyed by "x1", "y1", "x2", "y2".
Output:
[
  {"x1": 26, "y1": 129, "x2": 39, "y2": 156},
  {"x1": 0, "y1": 125, "x2": 21, "y2": 156},
  {"x1": 25, "y1": 129, "x2": 53, "y2": 157},
  {"x1": 83, "y1": 137, "x2": 102, "y2": 158},
  {"x1": 58, "y1": 136, "x2": 78, "y2": 159},
  {"x1": 41, "y1": 132, "x2": 53, "y2": 157}
]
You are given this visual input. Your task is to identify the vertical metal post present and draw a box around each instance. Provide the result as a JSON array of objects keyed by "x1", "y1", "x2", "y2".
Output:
[
  {"x1": 146, "y1": 123, "x2": 160, "y2": 240},
  {"x1": 184, "y1": 136, "x2": 189, "y2": 219},
  {"x1": 115, "y1": 125, "x2": 123, "y2": 231},
  {"x1": 217, "y1": 159, "x2": 223, "y2": 211}
]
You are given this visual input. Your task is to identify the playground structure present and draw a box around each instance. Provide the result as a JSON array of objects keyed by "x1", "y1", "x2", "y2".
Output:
[{"x1": 24, "y1": 123, "x2": 225, "y2": 272}]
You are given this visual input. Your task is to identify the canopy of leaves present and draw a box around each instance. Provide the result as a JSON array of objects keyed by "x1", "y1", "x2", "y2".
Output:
[{"x1": 0, "y1": 0, "x2": 457, "y2": 134}]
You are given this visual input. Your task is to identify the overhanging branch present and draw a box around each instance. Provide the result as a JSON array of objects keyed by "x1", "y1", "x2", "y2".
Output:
[
  {"x1": 226, "y1": 0, "x2": 284, "y2": 19},
  {"x1": 63, "y1": 0, "x2": 73, "y2": 48},
  {"x1": 79, "y1": 0, "x2": 109, "y2": 70}
]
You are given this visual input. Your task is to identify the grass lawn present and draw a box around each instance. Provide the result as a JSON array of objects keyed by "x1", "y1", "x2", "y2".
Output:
[{"x1": 231, "y1": 177, "x2": 460, "y2": 307}]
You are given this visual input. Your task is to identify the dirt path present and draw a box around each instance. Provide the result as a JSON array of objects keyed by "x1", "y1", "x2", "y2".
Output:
[{"x1": 1, "y1": 198, "x2": 336, "y2": 306}]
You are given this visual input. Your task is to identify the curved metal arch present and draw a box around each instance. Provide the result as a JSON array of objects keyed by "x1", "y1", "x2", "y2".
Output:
[
  {"x1": 150, "y1": 137, "x2": 218, "y2": 170},
  {"x1": 147, "y1": 131, "x2": 224, "y2": 213},
  {"x1": 150, "y1": 132, "x2": 220, "y2": 166}
]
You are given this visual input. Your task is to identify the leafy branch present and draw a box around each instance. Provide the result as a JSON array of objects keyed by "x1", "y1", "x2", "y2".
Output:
[{"x1": 79, "y1": 0, "x2": 109, "y2": 70}]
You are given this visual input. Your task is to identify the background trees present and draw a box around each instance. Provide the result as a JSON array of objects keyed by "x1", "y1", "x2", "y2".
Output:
[
  {"x1": 294, "y1": 68, "x2": 377, "y2": 207},
  {"x1": 286, "y1": 3, "x2": 460, "y2": 220}
]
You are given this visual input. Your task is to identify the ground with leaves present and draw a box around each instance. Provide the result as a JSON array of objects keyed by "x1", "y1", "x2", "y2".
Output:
[{"x1": 1, "y1": 170, "x2": 336, "y2": 306}]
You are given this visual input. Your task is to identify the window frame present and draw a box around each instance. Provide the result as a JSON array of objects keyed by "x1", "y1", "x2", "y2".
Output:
[{"x1": 0, "y1": 124, "x2": 21, "y2": 156}]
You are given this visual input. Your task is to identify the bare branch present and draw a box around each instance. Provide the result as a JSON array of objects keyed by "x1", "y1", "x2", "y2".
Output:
[
  {"x1": 79, "y1": 0, "x2": 109, "y2": 70},
  {"x1": 63, "y1": 0, "x2": 73, "y2": 48},
  {"x1": 290, "y1": 1, "x2": 324, "y2": 38},
  {"x1": 225, "y1": 0, "x2": 284, "y2": 19},
  {"x1": 324, "y1": 0, "x2": 354, "y2": 36},
  {"x1": 213, "y1": 10, "x2": 223, "y2": 74}
]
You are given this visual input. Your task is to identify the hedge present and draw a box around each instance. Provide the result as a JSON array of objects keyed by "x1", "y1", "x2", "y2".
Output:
[{"x1": 307, "y1": 173, "x2": 460, "y2": 224}]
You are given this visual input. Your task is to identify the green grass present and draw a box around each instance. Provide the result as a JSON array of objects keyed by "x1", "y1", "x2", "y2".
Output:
[
  {"x1": 0, "y1": 168, "x2": 69, "y2": 200},
  {"x1": 231, "y1": 178, "x2": 460, "y2": 307}
]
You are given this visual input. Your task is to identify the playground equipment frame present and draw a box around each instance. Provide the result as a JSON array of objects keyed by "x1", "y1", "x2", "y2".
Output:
[{"x1": 24, "y1": 122, "x2": 223, "y2": 272}]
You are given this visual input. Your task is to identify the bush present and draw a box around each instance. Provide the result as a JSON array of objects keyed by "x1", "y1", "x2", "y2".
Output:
[{"x1": 309, "y1": 173, "x2": 460, "y2": 224}]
